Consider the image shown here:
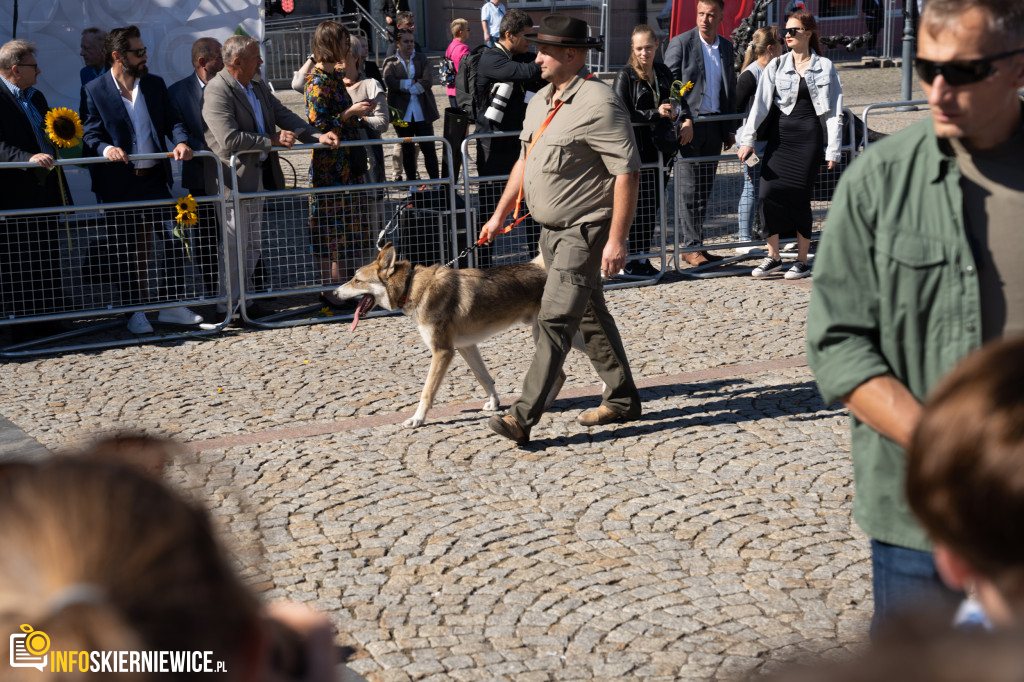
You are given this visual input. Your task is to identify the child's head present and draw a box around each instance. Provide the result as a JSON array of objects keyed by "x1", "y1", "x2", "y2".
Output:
[
  {"x1": 0, "y1": 452, "x2": 261, "y2": 680},
  {"x1": 907, "y1": 337, "x2": 1024, "y2": 624}
]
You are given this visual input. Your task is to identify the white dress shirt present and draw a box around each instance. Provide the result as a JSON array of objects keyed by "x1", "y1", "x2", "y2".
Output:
[
  {"x1": 397, "y1": 53, "x2": 425, "y2": 123},
  {"x1": 103, "y1": 70, "x2": 159, "y2": 168}
]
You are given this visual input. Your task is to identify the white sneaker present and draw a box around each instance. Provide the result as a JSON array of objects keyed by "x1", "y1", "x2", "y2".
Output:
[
  {"x1": 157, "y1": 306, "x2": 203, "y2": 325},
  {"x1": 127, "y1": 311, "x2": 153, "y2": 334},
  {"x1": 784, "y1": 261, "x2": 812, "y2": 279},
  {"x1": 751, "y1": 256, "x2": 785, "y2": 278}
]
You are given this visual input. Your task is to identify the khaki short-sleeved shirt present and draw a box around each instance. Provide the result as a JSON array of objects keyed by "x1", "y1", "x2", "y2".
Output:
[{"x1": 519, "y1": 71, "x2": 640, "y2": 228}]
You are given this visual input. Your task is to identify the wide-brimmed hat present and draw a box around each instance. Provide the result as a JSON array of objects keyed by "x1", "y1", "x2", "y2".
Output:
[{"x1": 526, "y1": 14, "x2": 604, "y2": 51}]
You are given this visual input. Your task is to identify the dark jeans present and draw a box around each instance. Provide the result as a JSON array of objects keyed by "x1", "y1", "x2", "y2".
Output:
[
  {"x1": 866, "y1": 13, "x2": 883, "y2": 48},
  {"x1": 632, "y1": 166, "x2": 667, "y2": 257},
  {"x1": 870, "y1": 539, "x2": 961, "y2": 637},
  {"x1": 401, "y1": 119, "x2": 439, "y2": 181},
  {"x1": 676, "y1": 120, "x2": 726, "y2": 247},
  {"x1": 99, "y1": 172, "x2": 191, "y2": 306}
]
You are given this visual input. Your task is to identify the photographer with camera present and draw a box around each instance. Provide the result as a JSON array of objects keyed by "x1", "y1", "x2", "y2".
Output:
[{"x1": 474, "y1": 9, "x2": 546, "y2": 267}]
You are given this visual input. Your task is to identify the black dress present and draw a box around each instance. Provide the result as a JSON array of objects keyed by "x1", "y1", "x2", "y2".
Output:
[{"x1": 758, "y1": 76, "x2": 822, "y2": 239}]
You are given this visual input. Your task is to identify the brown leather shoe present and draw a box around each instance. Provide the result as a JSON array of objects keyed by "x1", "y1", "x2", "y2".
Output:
[
  {"x1": 578, "y1": 404, "x2": 632, "y2": 427},
  {"x1": 683, "y1": 251, "x2": 709, "y2": 266},
  {"x1": 488, "y1": 414, "x2": 529, "y2": 445}
]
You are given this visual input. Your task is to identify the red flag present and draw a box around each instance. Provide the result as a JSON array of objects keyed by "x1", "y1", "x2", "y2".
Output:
[{"x1": 670, "y1": 0, "x2": 756, "y2": 41}]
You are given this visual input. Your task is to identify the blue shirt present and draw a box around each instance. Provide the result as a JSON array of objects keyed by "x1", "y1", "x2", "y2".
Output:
[
  {"x1": 0, "y1": 73, "x2": 53, "y2": 154},
  {"x1": 481, "y1": 1, "x2": 506, "y2": 41}
]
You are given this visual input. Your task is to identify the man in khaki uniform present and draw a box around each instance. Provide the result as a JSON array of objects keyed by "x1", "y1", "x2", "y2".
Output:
[{"x1": 479, "y1": 14, "x2": 642, "y2": 445}]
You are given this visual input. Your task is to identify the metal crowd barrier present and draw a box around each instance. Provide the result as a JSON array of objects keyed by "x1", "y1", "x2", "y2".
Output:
[
  {"x1": 0, "y1": 151, "x2": 229, "y2": 357},
  {"x1": 0, "y1": 101, "x2": 926, "y2": 355},
  {"x1": 669, "y1": 108, "x2": 859, "y2": 278},
  {"x1": 228, "y1": 137, "x2": 458, "y2": 329},
  {"x1": 861, "y1": 99, "x2": 928, "y2": 150},
  {"x1": 459, "y1": 125, "x2": 669, "y2": 291}
]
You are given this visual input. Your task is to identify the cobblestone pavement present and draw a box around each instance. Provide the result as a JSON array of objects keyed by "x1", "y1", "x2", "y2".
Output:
[
  {"x1": 0, "y1": 59, "x2": 925, "y2": 680},
  {"x1": 0, "y1": 272, "x2": 872, "y2": 680}
]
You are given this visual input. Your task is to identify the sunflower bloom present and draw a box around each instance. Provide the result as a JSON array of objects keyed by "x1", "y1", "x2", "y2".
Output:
[
  {"x1": 172, "y1": 194, "x2": 200, "y2": 260},
  {"x1": 389, "y1": 106, "x2": 409, "y2": 128},
  {"x1": 670, "y1": 80, "x2": 695, "y2": 102},
  {"x1": 44, "y1": 107, "x2": 84, "y2": 149}
]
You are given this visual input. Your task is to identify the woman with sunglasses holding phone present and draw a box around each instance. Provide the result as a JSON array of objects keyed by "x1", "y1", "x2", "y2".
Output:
[{"x1": 737, "y1": 10, "x2": 843, "y2": 280}]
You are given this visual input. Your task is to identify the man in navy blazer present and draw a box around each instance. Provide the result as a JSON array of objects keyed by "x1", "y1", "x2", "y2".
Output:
[
  {"x1": 664, "y1": 0, "x2": 737, "y2": 265},
  {"x1": 0, "y1": 40, "x2": 69, "y2": 339},
  {"x1": 81, "y1": 25, "x2": 202, "y2": 333},
  {"x1": 168, "y1": 37, "x2": 222, "y2": 197},
  {"x1": 79, "y1": 28, "x2": 107, "y2": 86},
  {"x1": 169, "y1": 37, "x2": 223, "y2": 297}
]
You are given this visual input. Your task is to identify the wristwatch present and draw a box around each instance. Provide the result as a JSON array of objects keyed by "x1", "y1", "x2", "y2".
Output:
[{"x1": 307, "y1": 53, "x2": 314, "y2": 62}]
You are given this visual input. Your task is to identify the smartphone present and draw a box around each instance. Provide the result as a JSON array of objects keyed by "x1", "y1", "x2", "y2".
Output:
[{"x1": 744, "y1": 153, "x2": 760, "y2": 167}]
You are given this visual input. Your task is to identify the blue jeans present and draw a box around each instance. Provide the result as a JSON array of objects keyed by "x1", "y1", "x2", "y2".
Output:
[
  {"x1": 738, "y1": 140, "x2": 766, "y2": 242},
  {"x1": 870, "y1": 539, "x2": 961, "y2": 636}
]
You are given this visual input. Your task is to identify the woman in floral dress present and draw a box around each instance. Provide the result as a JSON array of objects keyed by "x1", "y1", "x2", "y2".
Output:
[{"x1": 305, "y1": 20, "x2": 374, "y2": 307}]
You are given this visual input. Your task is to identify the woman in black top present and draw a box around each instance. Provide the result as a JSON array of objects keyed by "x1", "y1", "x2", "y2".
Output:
[{"x1": 612, "y1": 24, "x2": 691, "y2": 277}]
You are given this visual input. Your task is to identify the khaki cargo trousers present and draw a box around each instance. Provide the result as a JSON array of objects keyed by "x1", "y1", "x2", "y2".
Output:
[{"x1": 509, "y1": 220, "x2": 642, "y2": 431}]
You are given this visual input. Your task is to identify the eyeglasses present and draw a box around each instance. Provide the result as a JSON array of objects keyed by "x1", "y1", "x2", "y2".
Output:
[
  {"x1": 15, "y1": 62, "x2": 40, "y2": 71},
  {"x1": 123, "y1": 47, "x2": 148, "y2": 57},
  {"x1": 784, "y1": 27, "x2": 806, "y2": 37},
  {"x1": 915, "y1": 47, "x2": 1024, "y2": 86}
]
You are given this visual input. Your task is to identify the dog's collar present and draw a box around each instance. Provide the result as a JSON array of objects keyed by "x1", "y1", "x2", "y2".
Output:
[{"x1": 398, "y1": 267, "x2": 414, "y2": 308}]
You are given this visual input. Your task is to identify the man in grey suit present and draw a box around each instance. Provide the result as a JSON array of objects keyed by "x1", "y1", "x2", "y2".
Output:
[
  {"x1": 201, "y1": 35, "x2": 337, "y2": 313},
  {"x1": 664, "y1": 0, "x2": 737, "y2": 265},
  {"x1": 169, "y1": 37, "x2": 223, "y2": 297}
]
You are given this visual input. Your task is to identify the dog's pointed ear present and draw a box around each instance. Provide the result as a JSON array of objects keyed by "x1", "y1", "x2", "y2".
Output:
[{"x1": 379, "y1": 244, "x2": 397, "y2": 276}]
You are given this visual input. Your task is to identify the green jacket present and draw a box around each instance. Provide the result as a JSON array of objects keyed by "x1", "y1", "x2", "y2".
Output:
[{"x1": 806, "y1": 118, "x2": 984, "y2": 552}]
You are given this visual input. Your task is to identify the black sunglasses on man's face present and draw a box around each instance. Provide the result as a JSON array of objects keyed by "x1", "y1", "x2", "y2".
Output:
[
  {"x1": 915, "y1": 47, "x2": 1024, "y2": 86},
  {"x1": 123, "y1": 47, "x2": 147, "y2": 58}
]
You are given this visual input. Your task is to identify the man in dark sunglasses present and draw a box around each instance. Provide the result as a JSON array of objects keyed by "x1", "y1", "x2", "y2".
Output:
[
  {"x1": 82, "y1": 25, "x2": 205, "y2": 333},
  {"x1": 808, "y1": 0, "x2": 1024, "y2": 636}
]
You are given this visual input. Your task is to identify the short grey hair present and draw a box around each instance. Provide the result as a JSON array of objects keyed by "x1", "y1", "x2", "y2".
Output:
[
  {"x1": 0, "y1": 39, "x2": 35, "y2": 73},
  {"x1": 922, "y1": 0, "x2": 1024, "y2": 49},
  {"x1": 82, "y1": 27, "x2": 106, "y2": 42},
  {"x1": 222, "y1": 35, "x2": 259, "y2": 66},
  {"x1": 349, "y1": 36, "x2": 366, "y2": 70}
]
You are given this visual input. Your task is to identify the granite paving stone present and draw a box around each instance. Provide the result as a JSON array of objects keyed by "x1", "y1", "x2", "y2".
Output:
[{"x1": 0, "y1": 61, "x2": 927, "y2": 681}]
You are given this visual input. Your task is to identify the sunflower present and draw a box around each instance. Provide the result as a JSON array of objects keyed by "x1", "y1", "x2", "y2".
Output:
[
  {"x1": 389, "y1": 106, "x2": 409, "y2": 128},
  {"x1": 670, "y1": 80, "x2": 695, "y2": 101},
  {"x1": 172, "y1": 194, "x2": 199, "y2": 261},
  {"x1": 44, "y1": 107, "x2": 84, "y2": 149},
  {"x1": 174, "y1": 194, "x2": 199, "y2": 227}
]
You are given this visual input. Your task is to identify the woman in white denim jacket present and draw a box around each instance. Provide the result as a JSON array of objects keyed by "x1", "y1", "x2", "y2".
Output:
[{"x1": 737, "y1": 10, "x2": 843, "y2": 280}]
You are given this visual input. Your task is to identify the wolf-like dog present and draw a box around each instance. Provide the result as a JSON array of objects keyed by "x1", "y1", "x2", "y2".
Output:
[{"x1": 335, "y1": 244, "x2": 579, "y2": 428}]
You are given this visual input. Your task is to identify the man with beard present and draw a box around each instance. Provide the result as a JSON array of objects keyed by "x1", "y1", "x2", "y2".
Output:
[{"x1": 82, "y1": 25, "x2": 202, "y2": 334}]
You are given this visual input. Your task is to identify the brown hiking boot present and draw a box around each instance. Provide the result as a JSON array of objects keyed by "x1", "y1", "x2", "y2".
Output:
[
  {"x1": 488, "y1": 414, "x2": 529, "y2": 445},
  {"x1": 577, "y1": 405, "x2": 635, "y2": 427}
]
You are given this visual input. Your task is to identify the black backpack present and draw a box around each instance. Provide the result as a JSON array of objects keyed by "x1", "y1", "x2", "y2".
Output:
[
  {"x1": 437, "y1": 57, "x2": 456, "y2": 87},
  {"x1": 454, "y1": 44, "x2": 487, "y2": 118}
]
